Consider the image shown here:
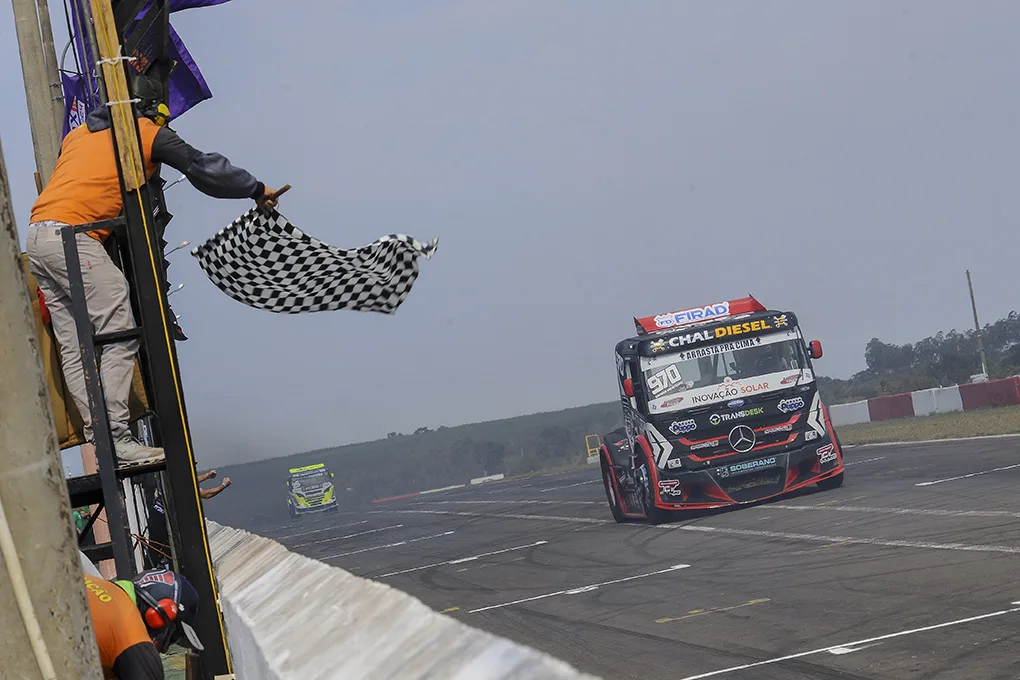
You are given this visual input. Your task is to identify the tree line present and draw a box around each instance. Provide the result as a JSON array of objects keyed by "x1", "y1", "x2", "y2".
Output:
[{"x1": 817, "y1": 311, "x2": 1020, "y2": 404}]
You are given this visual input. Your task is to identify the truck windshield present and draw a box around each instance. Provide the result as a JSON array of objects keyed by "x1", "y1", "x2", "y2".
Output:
[
  {"x1": 640, "y1": 329, "x2": 809, "y2": 413},
  {"x1": 291, "y1": 471, "x2": 330, "y2": 488}
]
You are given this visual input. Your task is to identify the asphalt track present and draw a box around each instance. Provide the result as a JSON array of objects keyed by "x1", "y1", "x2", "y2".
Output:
[{"x1": 257, "y1": 438, "x2": 1020, "y2": 679}]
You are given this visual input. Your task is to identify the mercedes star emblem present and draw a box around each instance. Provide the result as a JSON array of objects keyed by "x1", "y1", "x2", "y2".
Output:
[{"x1": 728, "y1": 424, "x2": 756, "y2": 453}]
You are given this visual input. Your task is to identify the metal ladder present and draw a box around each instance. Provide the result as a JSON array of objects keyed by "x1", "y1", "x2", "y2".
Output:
[{"x1": 60, "y1": 216, "x2": 170, "y2": 578}]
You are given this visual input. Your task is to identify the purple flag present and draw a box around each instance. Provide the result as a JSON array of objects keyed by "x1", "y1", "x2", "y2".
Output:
[
  {"x1": 169, "y1": 0, "x2": 232, "y2": 10},
  {"x1": 62, "y1": 0, "x2": 230, "y2": 135},
  {"x1": 68, "y1": 0, "x2": 101, "y2": 121},
  {"x1": 165, "y1": 25, "x2": 213, "y2": 118},
  {"x1": 60, "y1": 72, "x2": 88, "y2": 137},
  {"x1": 133, "y1": 0, "x2": 231, "y2": 15},
  {"x1": 125, "y1": 21, "x2": 213, "y2": 119}
]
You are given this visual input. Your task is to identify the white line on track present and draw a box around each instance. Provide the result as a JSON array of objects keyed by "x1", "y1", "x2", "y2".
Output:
[
  {"x1": 323, "y1": 531, "x2": 455, "y2": 560},
  {"x1": 915, "y1": 463, "x2": 1020, "y2": 487},
  {"x1": 291, "y1": 524, "x2": 404, "y2": 548},
  {"x1": 677, "y1": 604, "x2": 1020, "y2": 679},
  {"x1": 415, "y1": 500, "x2": 601, "y2": 506},
  {"x1": 456, "y1": 556, "x2": 525, "y2": 572},
  {"x1": 828, "y1": 641, "x2": 883, "y2": 655},
  {"x1": 282, "y1": 519, "x2": 368, "y2": 539},
  {"x1": 375, "y1": 540, "x2": 549, "y2": 578},
  {"x1": 539, "y1": 479, "x2": 600, "y2": 493},
  {"x1": 664, "y1": 524, "x2": 1020, "y2": 555},
  {"x1": 420, "y1": 484, "x2": 466, "y2": 495},
  {"x1": 848, "y1": 432, "x2": 1020, "y2": 449},
  {"x1": 773, "y1": 503, "x2": 1020, "y2": 520},
  {"x1": 379, "y1": 509, "x2": 1020, "y2": 554},
  {"x1": 468, "y1": 564, "x2": 690, "y2": 613},
  {"x1": 489, "y1": 484, "x2": 532, "y2": 494},
  {"x1": 381, "y1": 509, "x2": 609, "y2": 524},
  {"x1": 844, "y1": 456, "x2": 885, "y2": 467}
]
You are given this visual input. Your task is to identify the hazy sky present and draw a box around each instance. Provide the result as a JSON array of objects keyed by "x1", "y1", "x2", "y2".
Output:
[{"x1": 3, "y1": 1, "x2": 1019, "y2": 466}]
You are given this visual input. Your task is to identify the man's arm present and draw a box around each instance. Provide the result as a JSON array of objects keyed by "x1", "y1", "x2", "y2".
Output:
[
  {"x1": 112, "y1": 641, "x2": 164, "y2": 679},
  {"x1": 150, "y1": 127, "x2": 269, "y2": 201},
  {"x1": 200, "y1": 477, "x2": 231, "y2": 500}
]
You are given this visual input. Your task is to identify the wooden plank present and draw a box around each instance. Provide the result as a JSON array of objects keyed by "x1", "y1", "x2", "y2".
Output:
[{"x1": 89, "y1": 0, "x2": 144, "y2": 191}]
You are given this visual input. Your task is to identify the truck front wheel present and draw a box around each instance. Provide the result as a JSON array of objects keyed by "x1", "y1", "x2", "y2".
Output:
[
  {"x1": 817, "y1": 471, "x2": 844, "y2": 491},
  {"x1": 640, "y1": 466, "x2": 670, "y2": 525},
  {"x1": 601, "y1": 457, "x2": 627, "y2": 524}
]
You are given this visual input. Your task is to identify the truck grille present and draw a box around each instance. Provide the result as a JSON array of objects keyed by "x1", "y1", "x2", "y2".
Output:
[{"x1": 719, "y1": 469, "x2": 784, "y2": 500}]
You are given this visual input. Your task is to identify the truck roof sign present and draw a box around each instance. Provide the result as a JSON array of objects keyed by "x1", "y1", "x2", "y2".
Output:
[
  {"x1": 633, "y1": 295, "x2": 767, "y2": 335},
  {"x1": 288, "y1": 463, "x2": 326, "y2": 474}
]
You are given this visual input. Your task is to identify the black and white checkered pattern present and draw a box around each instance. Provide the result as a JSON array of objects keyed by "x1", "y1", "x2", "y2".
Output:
[{"x1": 191, "y1": 208, "x2": 438, "y2": 314}]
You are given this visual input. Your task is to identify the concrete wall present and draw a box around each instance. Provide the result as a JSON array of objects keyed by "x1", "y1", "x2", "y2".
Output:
[
  {"x1": 911, "y1": 387, "x2": 964, "y2": 417},
  {"x1": 828, "y1": 375, "x2": 1019, "y2": 427},
  {"x1": 206, "y1": 521, "x2": 599, "y2": 680},
  {"x1": 830, "y1": 399, "x2": 870, "y2": 426},
  {"x1": 960, "y1": 377, "x2": 1020, "y2": 410},
  {"x1": 867, "y1": 393, "x2": 915, "y2": 422}
]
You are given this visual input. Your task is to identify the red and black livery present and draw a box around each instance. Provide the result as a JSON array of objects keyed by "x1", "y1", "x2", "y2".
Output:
[{"x1": 600, "y1": 296, "x2": 845, "y2": 523}]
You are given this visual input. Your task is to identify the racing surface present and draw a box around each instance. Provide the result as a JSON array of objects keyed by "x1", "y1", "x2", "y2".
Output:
[{"x1": 256, "y1": 438, "x2": 1020, "y2": 679}]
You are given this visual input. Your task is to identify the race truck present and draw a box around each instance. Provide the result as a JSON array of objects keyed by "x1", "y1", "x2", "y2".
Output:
[
  {"x1": 286, "y1": 463, "x2": 339, "y2": 518},
  {"x1": 600, "y1": 295, "x2": 845, "y2": 523}
]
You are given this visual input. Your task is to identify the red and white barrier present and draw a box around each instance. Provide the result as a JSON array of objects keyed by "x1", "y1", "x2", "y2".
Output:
[
  {"x1": 911, "y1": 386, "x2": 964, "y2": 417},
  {"x1": 829, "y1": 376, "x2": 1020, "y2": 426}
]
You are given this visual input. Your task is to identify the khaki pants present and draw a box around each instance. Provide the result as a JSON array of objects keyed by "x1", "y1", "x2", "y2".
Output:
[{"x1": 25, "y1": 221, "x2": 138, "y2": 443}]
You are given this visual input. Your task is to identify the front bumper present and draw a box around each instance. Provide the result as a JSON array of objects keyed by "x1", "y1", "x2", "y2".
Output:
[
  {"x1": 292, "y1": 499, "x2": 339, "y2": 514},
  {"x1": 653, "y1": 438, "x2": 844, "y2": 509}
]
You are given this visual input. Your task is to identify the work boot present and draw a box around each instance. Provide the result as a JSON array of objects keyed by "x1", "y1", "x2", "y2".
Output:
[{"x1": 115, "y1": 437, "x2": 165, "y2": 467}]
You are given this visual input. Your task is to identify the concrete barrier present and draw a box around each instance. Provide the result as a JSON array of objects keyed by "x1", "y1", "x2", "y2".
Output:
[
  {"x1": 910, "y1": 388, "x2": 938, "y2": 417},
  {"x1": 830, "y1": 399, "x2": 870, "y2": 426},
  {"x1": 207, "y1": 521, "x2": 598, "y2": 680},
  {"x1": 933, "y1": 386, "x2": 965, "y2": 414},
  {"x1": 470, "y1": 473, "x2": 505, "y2": 485},
  {"x1": 912, "y1": 387, "x2": 964, "y2": 417},
  {"x1": 960, "y1": 376, "x2": 1020, "y2": 410},
  {"x1": 867, "y1": 392, "x2": 915, "y2": 422},
  {"x1": 827, "y1": 375, "x2": 1018, "y2": 427}
]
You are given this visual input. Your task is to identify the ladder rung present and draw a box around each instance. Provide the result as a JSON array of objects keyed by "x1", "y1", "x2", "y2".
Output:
[
  {"x1": 82, "y1": 542, "x2": 115, "y2": 563},
  {"x1": 72, "y1": 217, "x2": 126, "y2": 235},
  {"x1": 67, "y1": 460, "x2": 168, "y2": 508},
  {"x1": 94, "y1": 327, "x2": 142, "y2": 346}
]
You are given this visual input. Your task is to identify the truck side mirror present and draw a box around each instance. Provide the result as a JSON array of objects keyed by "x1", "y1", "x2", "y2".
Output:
[
  {"x1": 808, "y1": 340, "x2": 823, "y2": 359},
  {"x1": 623, "y1": 378, "x2": 634, "y2": 398}
]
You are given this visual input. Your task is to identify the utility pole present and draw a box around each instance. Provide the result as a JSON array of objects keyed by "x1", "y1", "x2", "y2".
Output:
[
  {"x1": 966, "y1": 269, "x2": 990, "y2": 380},
  {"x1": 37, "y1": 0, "x2": 68, "y2": 139},
  {"x1": 14, "y1": 0, "x2": 117, "y2": 577},
  {"x1": 0, "y1": 137, "x2": 103, "y2": 679},
  {"x1": 11, "y1": 0, "x2": 64, "y2": 185}
]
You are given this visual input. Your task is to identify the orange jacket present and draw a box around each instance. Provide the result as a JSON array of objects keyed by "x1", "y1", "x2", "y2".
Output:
[
  {"x1": 84, "y1": 575, "x2": 164, "y2": 679},
  {"x1": 30, "y1": 120, "x2": 161, "y2": 242},
  {"x1": 30, "y1": 107, "x2": 264, "y2": 243}
]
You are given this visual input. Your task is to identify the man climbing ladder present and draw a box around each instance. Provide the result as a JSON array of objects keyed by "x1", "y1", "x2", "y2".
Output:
[{"x1": 25, "y1": 74, "x2": 282, "y2": 466}]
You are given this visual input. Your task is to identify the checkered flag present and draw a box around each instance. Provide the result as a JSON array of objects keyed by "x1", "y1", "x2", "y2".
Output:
[{"x1": 191, "y1": 207, "x2": 438, "y2": 314}]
